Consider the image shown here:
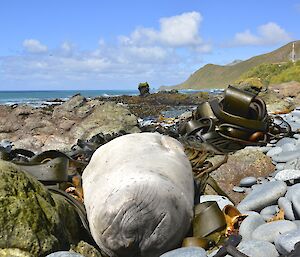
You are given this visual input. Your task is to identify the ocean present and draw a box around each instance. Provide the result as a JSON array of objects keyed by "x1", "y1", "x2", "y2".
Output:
[{"x1": 0, "y1": 89, "x2": 224, "y2": 106}]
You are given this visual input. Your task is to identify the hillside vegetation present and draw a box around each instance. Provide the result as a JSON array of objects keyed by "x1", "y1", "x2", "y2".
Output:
[
  {"x1": 237, "y1": 61, "x2": 300, "y2": 86},
  {"x1": 160, "y1": 41, "x2": 300, "y2": 90}
]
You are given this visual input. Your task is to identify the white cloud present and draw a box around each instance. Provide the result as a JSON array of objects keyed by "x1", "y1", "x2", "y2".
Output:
[
  {"x1": 119, "y1": 11, "x2": 209, "y2": 51},
  {"x1": 23, "y1": 39, "x2": 48, "y2": 53},
  {"x1": 232, "y1": 22, "x2": 292, "y2": 46}
]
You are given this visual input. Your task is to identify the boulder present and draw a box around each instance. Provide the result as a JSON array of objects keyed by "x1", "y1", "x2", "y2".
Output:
[
  {"x1": 0, "y1": 160, "x2": 81, "y2": 256},
  {"x1": 207, "y1": 148, "x2": 275, "y2": 204}
]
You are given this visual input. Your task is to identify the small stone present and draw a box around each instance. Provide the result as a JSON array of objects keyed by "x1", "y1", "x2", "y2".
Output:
[
  {"x1": 275, "y1": 169, "x2": 300, "y2": 181},
  {"x1": 274, "y1": 229, "x2": 300, "y2": 255},
  {"x1": 293, "y1": 220, "x2": 300, "y2": 228},
  {"x1": 285, "y1": 184, "x2": 300, "y2": 201},
  {"x1": 281, "y1": 143, "x2": 296, "y2": 152},
  {"x1": 199, "y1": 195, "x2": 233, "y2": 210},
  {"x1": 291, "y1": 194, "x2": 300, "y2": 219},
  {"x1": 232, "y1": 186, "x2": 245, "y2": 193},
  {"x1": 252, "y1": 220, "x2": 297, "y2": 243},
  {"x1": 272, "y1": 150, "x2": 300, "y2": 163},
  {"x1": 284, "y1": 158, "x2": 300, "y2": 170},
  {"x1": 261, "y1": 214, "x2": 274, "y2": 221},
  {"x1": 257, "y1": 146, "x2": 273, "y2": 153},
  {"x1": 159, "y1": 247, "x2": 207, "y2": 257},
  {"x1": 237, "y1": 181, "x2": 287, "y2": 212},
  {"x1": 267, "y1": 147, "x2": 282, "y2": 157},
  {"x1": 239, "y1": 213, "x2": 265, "y2": 241},
  {"x1": 276, "y1": 163, "x2": 286, "y2": 171},
  {"x1": 276, "y1": 137, "x2": 297, "y2": 147},
  {"x1": 46, "y1": 252, "x2": 85, "y2": 257},
  {"x1": 260, "y1": 205, "x2": 279, "y2": 216},
  {"x1": 239, "y1": 176, "x2": 257, "y2": 187},
  {"x1": 236, "y1": 240, "x2": 279, "y2": 257},
  {"x1": 278, "y1": 197, "x2": 295, "y2": 221}
]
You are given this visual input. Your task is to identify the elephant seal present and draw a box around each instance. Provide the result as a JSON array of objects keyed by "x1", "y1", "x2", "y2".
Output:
[{"x1": 82, "y1": 132, "x2": 194, "y2": 257}]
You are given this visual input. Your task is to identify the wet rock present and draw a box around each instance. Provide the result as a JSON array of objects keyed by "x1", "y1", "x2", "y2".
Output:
[
  {"x1": 239, "y1": 213, "x2": 265, "y2": 241},
  {"x1": 159, "y1": 247, "x2": 207, "y2": 257},
  {"x1": 237, "y1": 181, "x2": 287, "y2": 211},
  {"x1": 46, "y1": 252, "x2": 84, "y2": 257},
  {"x1": 199, "y1": 195, "x2": 233, "y2": 210},
  {"x1": 0, "y1": 160, "x2": 81, "y2": 256},
  {"x1": 239, "y1": 176, "x2": 257, "y2": 187},
  {"x1": 274, "y1": 229, "x2": 300, "y2": 255},
  {"x1": 208, "y1": 148, "x2": 275, "y2": 204},
  {"x1": 236, "y1": 240, "x2": 279, "y2": 257},
  {"x1": 252, "y1": 220, "x2": 297, "y2": 243},
  {"x1": 278, "y1": 197, "x2": 295, "y2": 221}
]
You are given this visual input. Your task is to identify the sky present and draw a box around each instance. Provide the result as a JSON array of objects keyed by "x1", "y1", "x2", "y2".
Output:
[{"x1": 0, "y1": 0, "x2": 299, "y2": 90}]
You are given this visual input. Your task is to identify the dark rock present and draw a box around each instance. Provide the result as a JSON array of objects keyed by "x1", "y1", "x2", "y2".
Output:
[{"x1": 138, "y1": 82, "x2": 150, "y2": 97}]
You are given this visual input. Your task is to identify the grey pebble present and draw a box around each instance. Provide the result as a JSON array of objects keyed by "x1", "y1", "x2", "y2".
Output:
[
  {"x1": 239, "y1": 176, "x2": 257, "y2": 187},
  {"x1": 236, "y1": 240, "x2": 279, "y2": 257},
  {"x1": 281, "y1": 143, "x2": 297, "y2": 152},
  {"x1": 284, "y1": 158, "x2": 300, "y2": 170},
  {"x1": 252, "y1": 220, "x2": 297, "y2": 243},
  {"x1": 276, "y1": 137, "x2": 297, "y2": 147},
  {"x1": 239, "y1": 213, "x2": 265, "y2": 241},
  {"x1": 291, "y1": 193, "x2": 300, "y2": 219},
  {"x1": 272, "y1": 150, "x2": 300, "y2": 163},
  {"x1": 285, "y1": 184, "x2": 300, "y2": 201},
  {"x1": 232, "y1": 186, "x2": 245, "y2": 193},
  {"x1": 261, "y1": 214, "x2": 274, "y2": 221},
  {"x1": 237, "y1": 181, "x2": 287, "y2": 212},
  {"x1": 159, "y1": 247, "x2": 207, "y2": 257},
  {"x1": 274, "y1": 229, "x2": 300, "y2": 255},
  {"x1": 46, "y1": 252, "x2": 85, "y2": 257},
  {"x1": 266, "y1": 146, "x2": 282, "y2": 157},
  {"x1": 276, "y1": 163, "x2": 286, "y2": 171},
  {"x1": 275, "y1": 169, "x2": 300, "y2": 181},
  {"x1": 260, "y1": 205, "x2": 279, "y2": 216},
  {"x1": 293, "y1": 220, "x2": 300, "y2": 228},
  {"x1": 278, "y1": 197, "x2": 295, "y2": 221}
]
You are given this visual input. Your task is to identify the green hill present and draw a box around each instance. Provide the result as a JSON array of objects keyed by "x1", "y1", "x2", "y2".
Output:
[{"x1": 160, "y1": 40, "x2": 300, "y2": 90}]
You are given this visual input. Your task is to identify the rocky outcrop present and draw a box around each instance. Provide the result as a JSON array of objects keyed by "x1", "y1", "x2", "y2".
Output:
[
  {"x1": 0, "y1": 160, "x2": 81, "y2": 256},
  {"x1": 0, "y1": 95, "x2": 140, "y2": 152}
]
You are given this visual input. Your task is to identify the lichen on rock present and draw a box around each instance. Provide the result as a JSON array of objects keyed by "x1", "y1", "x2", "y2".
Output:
[{"x1": 0, "y1": 160, "x2": 81, "y2": 256}]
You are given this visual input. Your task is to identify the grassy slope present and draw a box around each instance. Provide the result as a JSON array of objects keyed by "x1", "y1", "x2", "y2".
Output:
[{"x1": 161, "y1": 40, "x2": 300, "y2": 90}]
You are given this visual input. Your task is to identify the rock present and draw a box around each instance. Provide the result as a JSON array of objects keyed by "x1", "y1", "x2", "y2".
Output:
[
  {"x1": 276, "y1": 163, "x2": 286, "y2": 171},
  {"x1": 199, "y1": 195, "x2": 233, "y2": 210},
  {"x1": 232, "y1": 186, "x2": 245, "y2": 193},
  {"x1": 274, "y1": 229, "x2": 300, "y2": 254},
  {"x1": 208, "y1": 148, "x2": 275, "y2": 204},
  {"x1": 0, "y1": 249, "x2": 33, "y2": 257},
  {"x1": 236, "y1": 240, "x2": 279, "y2": 257},
  {"x1": 70, "y1": 241, "x2": 103, "y2": 257},
  {"x1": 272, "y1": 150, "x2": 300, "y2": 163},
  {"x1": 239, "y1": 213, "x2": 265, "y2": 241},
  {"x1": 252, "y1": 220, "x2": 297, "y2": 243},
  {"x1": 281, "y1": 143, "x2": 297, "y2": 152},
  {"x1": 276, "y1": 137, "x2": 297, "y2": 147},
  {"x1": 237, "y1": 181, "x2": 287, "y2": 211},
  {"x1": 239, "y1": 176, "x2": 257, "y2": 187},
  {"x1": 260, "y1": 205, "x2": 279, "y2": 216},
  {"x1": 159, "y1": 247, "x2": 207, "y2": 257},
  {"x1": 278, "y1": 197, "x2": 295, "y2": 220},
  {"x1": 284, "y1": 158, "x2": 300, "y2": 170},
  {"x1": 0, "y1": 160, "x2": 82, "y2": 256},
  {"x1": 0, "y1": 97, "x2": 140, "y2": 152},
  {"x1": 82, "y1": 133, "x2": 194, "y2": 257},
  {"x1": 275, "y1": 169, "x2": 300, "y2": 181},
  {"x1": 138, "y1": 82, "x2": 150, "y2": 97},
  {"x1": 266, "y1": 147, "x2": 282, "y2": 157},
  {"x1": 285, "y1": 184, "x2": 300, "y2": 201},
  {"x1": 291, "y1": 193, "x2": 300, "y2": 219},
  {"x1": 46, "y1": 252, "x2": 85, "y2": 257}
]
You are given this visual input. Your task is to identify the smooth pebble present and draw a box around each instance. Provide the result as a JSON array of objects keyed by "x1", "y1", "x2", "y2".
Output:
[
  {"x1": 159, "y1": 247, "x2": 207, "y2": 257},
  {"x1": 239, "y1": 213, "x2": 265, "y2": 241},
  {"x1": 274, "y1": 229, "x2": 300, "y2": 255},
  {"x1": 239, "y1": 176, "x2": 257, "y2": 187},
  {"x1": 278, "y1": 197, "x2": 295, "y2": 221}
]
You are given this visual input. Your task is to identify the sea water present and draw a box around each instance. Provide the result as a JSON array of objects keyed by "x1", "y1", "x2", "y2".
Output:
[{"x1": 0, "y1": 89, "x2": 223, "y2": 106}]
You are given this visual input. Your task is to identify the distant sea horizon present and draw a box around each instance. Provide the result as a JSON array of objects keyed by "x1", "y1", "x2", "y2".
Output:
[{"x1": 0, "y1": 88, "x2": 223, "y2": 106}]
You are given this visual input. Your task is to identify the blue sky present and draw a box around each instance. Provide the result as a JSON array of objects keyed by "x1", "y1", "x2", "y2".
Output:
[{"x1": 0, "y1": 0, "x2": 299, "y2": 90}]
